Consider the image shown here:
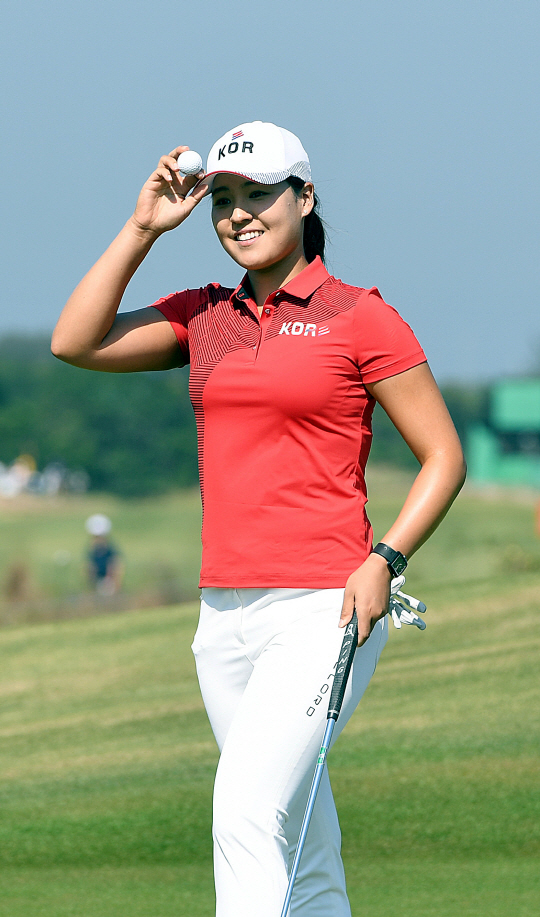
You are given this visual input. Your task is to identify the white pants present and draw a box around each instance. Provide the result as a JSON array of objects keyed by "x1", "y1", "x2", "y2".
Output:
[{"x1": 192, "y1": 587, "x2": 388, "y2": 917}]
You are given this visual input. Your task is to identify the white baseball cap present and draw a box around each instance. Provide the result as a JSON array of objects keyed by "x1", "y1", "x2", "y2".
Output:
[{"x1": 203, "y1": 121, "x2": 311, "y2": 192}]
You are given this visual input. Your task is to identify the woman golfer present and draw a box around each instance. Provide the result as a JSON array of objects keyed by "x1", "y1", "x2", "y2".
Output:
[{"x1": 53, "y1": 121, "x2": 466, "y2": 916}]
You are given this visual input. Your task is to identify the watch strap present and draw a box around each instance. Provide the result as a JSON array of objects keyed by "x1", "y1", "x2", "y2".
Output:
[{"x1": 371, "y1": 542, "x2": 408, "y2": 577}]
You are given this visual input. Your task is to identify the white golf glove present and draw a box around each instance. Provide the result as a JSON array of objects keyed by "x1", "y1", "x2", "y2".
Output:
[{"x1": 389, "y1": 575, "x2": 427, "y2": 630}]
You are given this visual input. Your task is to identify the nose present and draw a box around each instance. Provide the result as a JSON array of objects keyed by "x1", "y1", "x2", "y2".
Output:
[{"x1": 231, "y1": 206, "x2": 252, "y2": 224}]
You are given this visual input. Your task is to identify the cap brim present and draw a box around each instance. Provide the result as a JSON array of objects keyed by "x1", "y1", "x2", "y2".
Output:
[{"x1": 192, "y1": 163, "x2": 311, "y2": 198}]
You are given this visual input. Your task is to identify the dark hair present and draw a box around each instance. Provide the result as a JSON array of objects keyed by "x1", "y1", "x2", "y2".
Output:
[{"x1": 286, "y1": 176, "x2": 327, "y2": 264}]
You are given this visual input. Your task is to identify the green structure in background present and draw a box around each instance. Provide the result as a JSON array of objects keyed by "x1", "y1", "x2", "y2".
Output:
[{"x1": 468, "y1": 378, "x2": 540, "y2": 487}]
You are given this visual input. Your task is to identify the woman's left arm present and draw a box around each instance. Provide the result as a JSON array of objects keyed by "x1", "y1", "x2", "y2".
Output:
[{"x1": 339, "y1": 362, "x2": 467, "y2": 644}]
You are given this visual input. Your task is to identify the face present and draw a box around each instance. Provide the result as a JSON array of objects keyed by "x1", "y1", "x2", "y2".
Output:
[{"x1": 210, "y1": 174, "x2": 313, "y2": 271}]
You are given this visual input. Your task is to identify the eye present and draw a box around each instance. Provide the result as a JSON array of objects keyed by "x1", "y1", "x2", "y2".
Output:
[
  {"x1": 249, "y1": 189, "x2": 268, "y2": 199},
  {"x1": 212, "y1": 195, "x2": 231, "y2": 207}
]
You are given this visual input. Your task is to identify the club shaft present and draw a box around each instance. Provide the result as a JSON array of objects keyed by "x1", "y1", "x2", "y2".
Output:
[
  {"x1": 280, "y1": 612, "x2": 358, "y2": 917},
  {"x1": 280, "y1": 718, "x2": 336, "y2": 917}
]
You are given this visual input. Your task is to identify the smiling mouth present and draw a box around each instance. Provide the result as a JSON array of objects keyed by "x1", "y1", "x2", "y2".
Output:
[{"x1": 235, "y1": 230, "x2": 264, "y2": 242}]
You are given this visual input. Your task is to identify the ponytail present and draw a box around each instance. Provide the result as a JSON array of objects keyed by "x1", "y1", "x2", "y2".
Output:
[{"x1": 286, "y1": 176, "x2": 327, "y2": 264}]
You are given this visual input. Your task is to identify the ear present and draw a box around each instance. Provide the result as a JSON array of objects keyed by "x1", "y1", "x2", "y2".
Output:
[{"x1": 300, "y1": 182, "x2": 315, "y2": 217}]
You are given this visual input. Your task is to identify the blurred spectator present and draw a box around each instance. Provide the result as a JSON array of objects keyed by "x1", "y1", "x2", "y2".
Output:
[
  {"x1": 4, "y1": 561, "x2": 30, "y2": 601},
  {"x1": 0, "y1": 455, "x2": 35, "y2": 497},
  {"x1": 85, "y1": 514, "x2": 123, "y2": 596},
  {"x1": 0, "y1": 457, "x2": 89, "y2": 497}
]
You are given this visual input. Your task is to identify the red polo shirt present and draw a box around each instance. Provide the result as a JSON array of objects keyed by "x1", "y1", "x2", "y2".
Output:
[{"x1": 150, "y1": 257, "x2": 426, "y2": 587}]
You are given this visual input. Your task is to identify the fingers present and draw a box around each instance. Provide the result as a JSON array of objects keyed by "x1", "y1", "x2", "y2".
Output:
[
  {"x1": 356, "y1": 613, "x2": 375, "y2": 647},
  {"x1": 181, "y1": 179, "x2": 209, "y2": 215},
  {"x1": 187, "y1": 179, "x2": 209, "y2": 203},
  {"x1": 167, "y1": 146, "x2": 205, "y2": 179},
  {"x1": 149, "y1": 160, "x2": 205, "y2": 210},
  {"x1": 340, "y1": 590, "x2": 387, "y2": 646},
  {"x1": 154, "y1": 152, "x2": 185, "y2": 187},
  {"x1": 152, "y1": 147, "x2": 201, "y2": 188},
  {"x1": 339, "y1": 584, "x2": 355, "y2": 628},
  {"x1": 340, "y1": 557, "x2": 392, "y2": 645},
  {"x1": 166, "y1": 145, "x2": 189, "y2": 179},
  {"x1": 168, "y1": 145, "x2": 192, "y2": 160}
]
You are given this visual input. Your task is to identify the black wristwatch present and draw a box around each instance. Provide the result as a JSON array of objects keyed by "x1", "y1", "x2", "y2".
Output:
[{"x1": 371, "y1": 542, "x2": 408, "y2": 578}]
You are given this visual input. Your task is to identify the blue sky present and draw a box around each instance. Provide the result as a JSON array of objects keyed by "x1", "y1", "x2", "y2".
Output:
[{"x1": 1, "y1": 0, "x2": 538, "y2": 382}]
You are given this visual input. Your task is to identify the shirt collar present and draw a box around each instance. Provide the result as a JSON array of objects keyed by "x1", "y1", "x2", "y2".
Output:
[{"x1": 231, "y1": 256, "x2": 330, "y2": 305}]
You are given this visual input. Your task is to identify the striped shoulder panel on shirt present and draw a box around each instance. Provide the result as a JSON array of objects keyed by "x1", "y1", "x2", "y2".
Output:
[
  {"x1": 188, "y1": 283, "x2": 257, "y2": 366},
  {"x1": 187, "y1": 284, "x2": 260, "y2": 503}
]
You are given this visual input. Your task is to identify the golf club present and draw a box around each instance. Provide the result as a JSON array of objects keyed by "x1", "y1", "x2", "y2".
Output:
[
  {"x1": 280, "y1": 610, "x2": 359, "y2": 917},
  {"x1": 281, "y1": 579, "x2": 427, "y2": 914}
]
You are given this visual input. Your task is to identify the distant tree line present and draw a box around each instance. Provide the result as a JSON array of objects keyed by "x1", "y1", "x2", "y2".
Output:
[
  {"x1": 0, "y1": 336, "x2": 197, "y2": 497},
  {"x1": 0, "y1": 336, "x2": 487, "y2": 496}
]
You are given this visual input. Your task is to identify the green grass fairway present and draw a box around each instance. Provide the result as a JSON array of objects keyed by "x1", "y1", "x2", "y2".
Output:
[{"x1": 1, "y1": 475, "x2": 539, "y2": 915}]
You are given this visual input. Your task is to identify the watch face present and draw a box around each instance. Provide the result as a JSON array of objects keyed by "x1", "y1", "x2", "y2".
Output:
[{"x1": 392, "y1": 554, "x2": 407, "y2": 576}]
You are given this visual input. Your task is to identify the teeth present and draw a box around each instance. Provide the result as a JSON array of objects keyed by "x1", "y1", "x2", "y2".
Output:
[{"x1": 236, "y1": 231, "x2": 263, "y2": 241}]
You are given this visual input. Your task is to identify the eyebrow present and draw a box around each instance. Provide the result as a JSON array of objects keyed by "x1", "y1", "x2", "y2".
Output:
[{"x1": 211, "y1": 180, "x2": 259, "y2": 196}]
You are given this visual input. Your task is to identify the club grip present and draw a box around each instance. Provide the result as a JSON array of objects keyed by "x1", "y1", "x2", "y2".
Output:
[{"x1": 327, "y1": 611, "x2": 358, "y2": 721}]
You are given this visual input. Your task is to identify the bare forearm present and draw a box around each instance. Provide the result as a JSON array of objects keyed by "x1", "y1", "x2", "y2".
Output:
[
  {"x1": 52, "y1": 218, "x2": 158, "y2": 360},
  {"x1": 52, "y1": 147, "x2": 207, "y2": 371},
  {"x1": 379, "y1": 448, "x2": 466, "y2": 558},
  {"x1": 341, "y1": 363, "x2": 466, "y2": 640},
  {"x1": 340, "y1": 448, "x2": 465, "y2": 640}
]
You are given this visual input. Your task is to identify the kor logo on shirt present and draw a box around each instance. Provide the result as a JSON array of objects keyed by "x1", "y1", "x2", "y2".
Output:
[{"x1": 278, "y1": 321, "x2": 330, "y2": 337}]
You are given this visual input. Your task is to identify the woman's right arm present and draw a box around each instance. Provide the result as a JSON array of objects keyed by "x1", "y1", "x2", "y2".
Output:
[{"x1": 51, "y1": 146, "x2": 208, "y2": 373}]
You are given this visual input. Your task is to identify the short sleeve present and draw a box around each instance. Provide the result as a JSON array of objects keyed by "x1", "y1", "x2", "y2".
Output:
[
  {"x1": 354, "y1": 288, "x2": 427, "y2": 384},
  {"x1": 149, "y1": 287, "x2": 210, "y2": 366}
]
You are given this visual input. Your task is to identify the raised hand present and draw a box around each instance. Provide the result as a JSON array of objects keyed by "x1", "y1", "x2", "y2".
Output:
[{"x1": 131, "y1": 146, "x2": 207, "y2": 236}]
